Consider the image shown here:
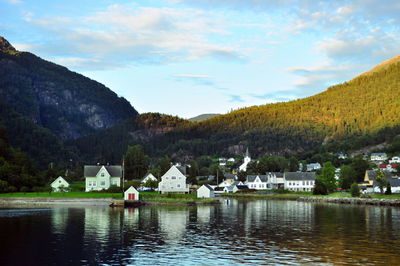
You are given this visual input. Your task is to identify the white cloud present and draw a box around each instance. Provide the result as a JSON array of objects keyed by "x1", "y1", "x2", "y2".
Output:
[
  {"x1": 23, "y1": 5, "x2": 243, "y2": 70},
  {"x1": 6, "y1": 0, "x2": 23, "y2": 5}
]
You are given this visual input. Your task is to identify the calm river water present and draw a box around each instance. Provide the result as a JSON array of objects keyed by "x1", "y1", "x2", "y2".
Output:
[{"x1": 0, "y1": 199, "x2": 399, "y2": 265}]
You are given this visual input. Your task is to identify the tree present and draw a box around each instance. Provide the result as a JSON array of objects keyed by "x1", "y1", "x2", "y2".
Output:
[
  {"x1": 158, "y1": 157, "x2": 171, "y2": 176},
  {"x1": 288, "y1": 157, "x2": 299, "y2": 172},
  {"x1": 385, "y1": 182, "x2": 392, "y2": 195},
  {"x1": 350, "y1": 155, "x2": 371, "y2": 182},
  {"x1": 124, "y1": 145, "x2": 149, "y2": 180},
  {"x1": 319, "y1": 162, "x2": 337, "y2": 192},
  {"x1": 350, "y1": 182, "x2": 360, "y2": 197},
  {"x1": 339, "y1": 165, "x2": 356, "y2": 189},
  {"x1": 313, "y1": 178, "x2": 328, "y2": 195},
  {"x1": 375, "y1": 169, "x2": 388, "y2": 194},
  {"x1": 143, "y1": 179, "x2": 158, "y2": 189}
]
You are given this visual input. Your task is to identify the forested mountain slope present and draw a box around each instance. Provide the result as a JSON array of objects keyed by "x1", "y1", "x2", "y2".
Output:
[{"x1": 0, "y1": 36, "x2": 137, "y2": 140}]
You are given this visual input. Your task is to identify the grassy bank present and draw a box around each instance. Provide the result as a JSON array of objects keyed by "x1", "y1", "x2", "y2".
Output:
[{"x1": 0, "y1": 192, "x2": 123, "y2": 199}]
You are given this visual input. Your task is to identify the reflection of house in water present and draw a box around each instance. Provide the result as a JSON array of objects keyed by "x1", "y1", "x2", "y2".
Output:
[
  {"x1": 51, "y1": 208, "x2": 69, "y2": 234},
  {"x1": 123, "y1": 208, "x2": 139, "y2": 229},
  {"x1": 197, "y1": 206, "x2": 214, "y2": 224},
  {"x1": 158, "y1": 208, "x2": 189, "y2": 242},
  {"x1": 84, "y1": 208, "x2": 122, "y2": 241}
]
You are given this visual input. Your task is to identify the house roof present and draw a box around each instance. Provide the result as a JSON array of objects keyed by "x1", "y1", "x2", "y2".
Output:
[
  {"x1": 246, "y1": 175, "x2": 258, "y2": 182},
  {"x1": 285, "y1": 172, "x2": 316, "y2": 181},
  {"x1": 366, "y1": 170, "x2": 393, "y2": 180},
  {"x1": 203, "y1": 184, "x2": 214, "y2": 191},
  {"x1": 268, "y1": 172, "x2": 284, "y2": 177},
  {"x1": 224, "y1": 173, "x2": 237, "y2": 180},
  {"x1": 236, "y1": 185, "x2": 249, "y2": 190},
  {"x1": 51, "y1": 176, "x2": 68, "y2": 186},
  {"x1": 84, "y1": 165, "x2": 122, "y2": 178},
  {"x1": 388, "y1": 178, "x2": 400, "y2": 187},
  {"x1": 379, "y1": 164, "x2": 398, "y2": 168}
]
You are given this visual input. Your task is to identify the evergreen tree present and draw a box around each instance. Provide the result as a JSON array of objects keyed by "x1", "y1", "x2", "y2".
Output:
[
  {"x1": 124, "y1": 145, "x2": 149, "y2": 180},
  {"x1": 350, "y1": 182, "x2": 360, "y2": 197},
  {"x1": 319, "y1": 162, "x2": 337, "y2": 192},
  {"x1": 339, "y1": 165, "x2": 356, "y2": 189}
]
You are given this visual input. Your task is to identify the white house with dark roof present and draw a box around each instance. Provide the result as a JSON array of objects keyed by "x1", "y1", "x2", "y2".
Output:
[
  {"x1": 370, "y1": 153, "x2": 388, "y2": 161},
  {"x1": 158, "y1": 165, "x2": 189, "y2": 194},
  {"x1": 197, "y1": 184, "x2": 215, "y2": 198},
  {"x1": 266, "y1": 172, "x2": 285, "y2": 189},
  {"x1": 224, "y1": 184, "x2": 248, "y2": 193},
  {"x1": 389, "y1": 156, "x2": 400, "y2": 163},
  {"x1": 306, "y1": 163, "x2": 322, "y2": 171},
  {"x1": 84, "y1": 165, "x2": 122, "y2": 192},
  {"x1": 51, "y1": 176, "x2": 70, "y2": 192},
  {"x1": 141, "y1": 173, "x2": 158, "y2": 184},
  {"x1": 246, "y1": 175, "x2": 268, "y2": 190},
  {"x1": 284, "y1": 172, "x2": 316, "y2": 192}
]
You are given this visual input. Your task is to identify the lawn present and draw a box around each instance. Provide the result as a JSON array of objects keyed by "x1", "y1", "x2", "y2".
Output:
[
  {"x1": 0, "y1": 191, "x2": 123, "y2": 199},
  {"x1": 140, "y1": 191, "x2": 218, "y2": 204}
]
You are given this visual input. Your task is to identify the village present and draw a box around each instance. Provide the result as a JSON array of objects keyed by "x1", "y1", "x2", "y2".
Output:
[{"x1": 45, "y1": 148, "x2": 400, "y2": 206}]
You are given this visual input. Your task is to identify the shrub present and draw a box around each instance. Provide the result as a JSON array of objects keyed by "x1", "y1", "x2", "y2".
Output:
[
  {"x1": 106, "y1": 185, "x2": 123, "y2": 193},
  {"x1": 313, "y1": 178, "x2": 328, "y2": 195},
  {"x1": 20, "y1": 186, "x2": 30, "y2": 194},
  {"x1": 350, "y1": 182, "x2": 360, "y2": 197},
  {"x1": 385, "y1": 183, "x2": 392, "y2": 195}
]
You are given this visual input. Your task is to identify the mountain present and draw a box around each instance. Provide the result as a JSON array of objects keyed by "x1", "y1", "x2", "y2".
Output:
[
  {"x1": 0, "y1": 36, "x2": 137, "y2": 140},
  {"x1": 0, "y1": 36, "x2": 138, "y2": 167},
  {"x1": 189, "y1": 113, "x2": 220, "y2": 122},
  {"x1": 71, "y1": 54, "x2": 400, "y2": 161}
]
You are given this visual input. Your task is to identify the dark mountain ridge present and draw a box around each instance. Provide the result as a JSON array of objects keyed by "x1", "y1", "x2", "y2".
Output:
[{"x1": 0, "y1": 36, "x2": 137, "y2": 140}]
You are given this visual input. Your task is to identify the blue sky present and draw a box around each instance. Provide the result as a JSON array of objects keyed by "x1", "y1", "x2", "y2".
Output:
[{"x1": 2, "y1": 0, "x2": 400, "y2": 118}]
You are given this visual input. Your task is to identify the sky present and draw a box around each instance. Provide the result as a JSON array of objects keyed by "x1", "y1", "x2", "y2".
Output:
[{"x1": 1, "y1": 0, "x2": 400, "y2": 118}]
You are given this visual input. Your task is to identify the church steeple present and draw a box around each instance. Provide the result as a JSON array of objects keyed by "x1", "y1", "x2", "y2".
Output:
[{"x1": 245, "y1": 147, "x2": 250, "y2": 158}]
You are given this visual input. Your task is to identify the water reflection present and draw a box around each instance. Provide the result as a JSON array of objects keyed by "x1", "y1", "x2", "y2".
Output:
[{"x1": 1, "y1": 200, "x2": 400, "y2": 265}]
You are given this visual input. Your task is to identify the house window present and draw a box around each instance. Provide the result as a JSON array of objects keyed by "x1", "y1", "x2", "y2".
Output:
[
  {"x1": 59, "y1": 180, "x2": 61, "y2": 183},
  {"x1": 101, "y1": 173, "x2": 105, "y2": 177},
  {"x1": 101, "y1": 181, "x2": 105, "y2": 186},
  {"x1": 172, "y1": 176, "x2": 176, "y2": 179},
  {"x1": 92, "y1": 181, "x2": 97, "y2": 186},
  {"x1": 177, "y1": 184, "x2": 180, "y2": 188}
]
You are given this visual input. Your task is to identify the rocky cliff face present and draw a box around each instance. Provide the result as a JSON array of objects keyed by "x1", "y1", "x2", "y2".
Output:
[{"x1": 0, "y1": 37, "x2": 138, "y2": 140}]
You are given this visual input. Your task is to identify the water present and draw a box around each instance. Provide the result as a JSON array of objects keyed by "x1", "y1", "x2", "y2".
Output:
[{"x1": 0, "y1": 199, "x2": 399, "y2": 265}]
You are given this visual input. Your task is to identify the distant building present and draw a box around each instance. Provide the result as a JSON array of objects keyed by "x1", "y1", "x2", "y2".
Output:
[
  {"x1": 370, "y1": 153, "x2": 388, "y2": 161},
  {"x1": 219, "y1": 158, "x2": 227, "y2": 166},
  {"x1": 197, "y1": 184, "x2": 215, "y2": 198},
  {"x1": 51, "y1": 176, "x2": 69, "y2": 192},
  {"x1": 284, "y1": 172, "x2": 316, "y2": 192},
  {"x1": 336, "y1": 152, "x2": 348, "y2": 159},
  {"x1": 379, "y1": 164, "x2": 398, "y2": 172},
  {"x1": 141, "y1": 173, "x2": 158, "y2": 184},
  {"x1": 389, "y1": 156, "x2": 400, "y2": 163},
  {"x1": 158, "y1": 165, "x2": 189, "y2": 194},
  {"x1": 246, "y1": 175, "x2": 267, "y2": 190},
  {"x1": 84, "y1": 165, "x2": 121, "y2": 192},
  {"x1": 224, "y1": 184, "x2": 248, "y2": 193},
  {"x1": 306, "y1": 163, "x2": 322, "y2": 171},
  {"x1": 227, "y1": 158, "x2": 235, "y2": 163},
  {"x1": 266, "y1": 172, "x2": 285, "y2": 189},
  {"x1": 239, "y1": 148, "x2": 251, "y2": 172},
  {"x1": 361, "y1": 170, "x2": 400, "y2": 193},
  {"x1": 124, "y1": 186, "x2": 139, "y2": 201}
]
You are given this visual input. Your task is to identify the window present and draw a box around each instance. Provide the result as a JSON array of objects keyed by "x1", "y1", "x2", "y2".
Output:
[
  {"x1": 172, "y1": 176, "x2": 176, "y2": 179},
  {"x1": 101, "y1": 173, "x2": 105, "y2": 177},
  {"x1": 177, "y1": 184, "x2": 180, "y2": 188},
  {"x1": 59, "y1": 180, "x2": 61, "y2": 183},
  {"x1": 101, "y1": 181, "x2": 105, "y2": 186}
]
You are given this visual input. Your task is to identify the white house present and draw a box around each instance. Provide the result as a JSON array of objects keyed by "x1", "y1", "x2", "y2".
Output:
[
  {"x1": 246, "y1": 175, "x2": 268, "y2": 190},
  {"x1": 51, "y1": 176, "x2": 69, "y2": 192},
  {"x1": 158, "y1": 165, "x2": 190, "y2": 194},
  {"x1": 219, "y1": 158, "x2": 227, "y2": 166},
  {"x1": 306, "y1": 163, "x2": 321, "y2": 171},
  {"x1": 239, "y1": 148, "x2": 251, "y2": 172},
  {"x1": 124, "y1": 186, "x2": 140, "y2": 201},
  {"x1": 379, "y1": 164, "x2": 398, "y2": 172},
  {"x1": 224, "y1": 184, "x2": 248, "y2": 193},
  {"x1": 227, "y1": 158, "x2": 235, "y2": 163},
  {"x1": 389, "y1": 156, "x2": 400, "y2": 163},
  {"x1": 197, "y1": 184, "x2": 215, "y2": 198},
  {"x1": 361, "y1": 170, "x2": 400, "y2": 193},
  {"x1": 370, "y1": 153, "x2": 388, "y2": 161},
  {"x1": 266, "y1": 172, "x2": 285, "y2": 189},
  {"x1": 84, "y1": 165, "x2": 122, "y2": 192},
  {"x1": 284, "y1": 172, "x2": 316, "y2": 192},
  {"x1": 218, "y1": 180, "x2": 234, "y2": 188},
  {"x1": 141, "y1": 173, "x2": 158, "y2": 184}
]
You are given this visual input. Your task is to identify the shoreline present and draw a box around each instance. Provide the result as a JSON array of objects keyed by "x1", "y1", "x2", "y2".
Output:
[{"x1": 297, "y1": 196, "x2": 400, "y2": 207}]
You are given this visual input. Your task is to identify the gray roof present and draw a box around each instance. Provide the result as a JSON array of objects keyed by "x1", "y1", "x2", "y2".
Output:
[
  {"x1": 176, "y1": 166, "x2": 187, "y2": 175},
  {"x1": 366, "y1": 170, "x2": 393, "y2": 180},
  {"x1": 388, "y1": 178, "x2": 400, "y2": 187},
  {"x1": 269, "y1": 172, "x2": 284, "y2": 177},
  {"x1": 285, "y1": 172, "x2": 316, "y2": 181},
  {"x1": 84, "y1": 165, "x2": 122, "y2": 178},
  {"x1": 203, "y1": 184, "x2": 214, "y2": 191},
  {"x1": 224, "y1": 173, "x2": 237, "y2": 180},
  {"x1": 246, "y1": 175, "x2": 258, "y2": 182},
  {"x1": 371, "y1": 153, "x2": 387, "y2": 156}
]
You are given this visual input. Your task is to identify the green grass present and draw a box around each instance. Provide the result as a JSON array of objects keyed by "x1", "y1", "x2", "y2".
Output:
[
  {"x1": 0, "y1": 192, "x2": 123, "y2": 199},
  {"x1": 140, "y1": 192, "x2": 218, "y2": 204}
]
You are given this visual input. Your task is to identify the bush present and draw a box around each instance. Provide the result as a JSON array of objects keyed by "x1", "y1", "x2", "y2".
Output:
[
  {"x1": 20, "y1": 186, "x2": 30, "y2": 193},
  {"x1": 105, "y1": 185, "x2": 123, "y2": 193},
  {"x1": 313, "y1": 178, "x2": 328, "y2": 195},
  {"x1": 350, "y1": 182, "x2": 360, "y2": 197},
  {"x1": 385, "y1": 183, "x2": 392, "y2": 195}
]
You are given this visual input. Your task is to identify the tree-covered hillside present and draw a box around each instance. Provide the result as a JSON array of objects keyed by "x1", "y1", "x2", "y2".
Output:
[{"x1": 0, "y1": 36, "x2": 137, "y2": 140}]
